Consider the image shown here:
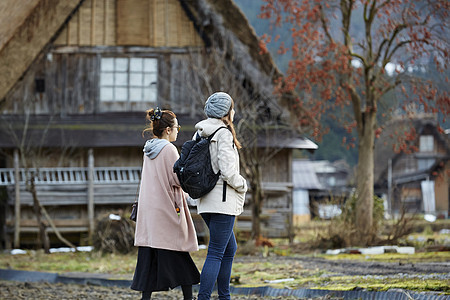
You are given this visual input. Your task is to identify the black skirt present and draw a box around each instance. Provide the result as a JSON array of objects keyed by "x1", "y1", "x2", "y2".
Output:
[{"x1": 131, "y1": 247, "x2": 200, "y2": 292}]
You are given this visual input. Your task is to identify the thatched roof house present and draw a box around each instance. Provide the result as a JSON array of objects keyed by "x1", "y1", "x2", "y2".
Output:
[
  {"x1": 374, "y1": 117, "x2": 449, "y2": 216},
  {"x1": 0, "y1": 0, "x2": 317, "y2": 247},
  {"x1": 0, "y1": 0, "x2": 313, "y2": 149}
]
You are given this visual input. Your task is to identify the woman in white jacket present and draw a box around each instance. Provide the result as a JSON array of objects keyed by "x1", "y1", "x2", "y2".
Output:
[{"x1": 195, "y1": 92, "x2": 247, "y2": 300}]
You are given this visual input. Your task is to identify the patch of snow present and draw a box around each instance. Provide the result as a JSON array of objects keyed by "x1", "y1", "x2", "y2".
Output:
[{"x1": 109, "y1": 214, "x2": 121, "y2": 221}]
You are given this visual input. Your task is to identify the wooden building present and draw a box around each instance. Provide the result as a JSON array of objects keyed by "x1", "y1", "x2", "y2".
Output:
[
  {"x1": 374, "y1": 117, "x2": 450, "y2": 218},
  {"x1": 292, "y1": 159, "x2": 352, "y2": 223},
  {"x1": 0, "y1": 0, "x2": 317, "y2": 248}
]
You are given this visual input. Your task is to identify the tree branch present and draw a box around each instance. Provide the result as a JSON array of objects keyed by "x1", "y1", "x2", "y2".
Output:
[
  {"x1": 319, "y1": 4, "x2": 333, "y2": 43},
  {"x1": 40, "y1": 200, "x2": 78, "y2": 250},
  {"x1": 341, "y1": 0, "x2": 354, "y2": 48},
  {"x1": 364, "y1": 0, "x2": 378, "y2": 62},
  {"x1": 380, "y1": 12, "x2": 431, "y2": 65},
  {"x1": 379, "y1": 77, "x2": 402, "y2": 96},
  {"x1": 375, "y1": 0, "x2": 391, "y2": 13},
  {"x1": 349, "y1": 52, "x2": 367, "y2": 66},
  {"x1": 347, "y1": 84, "x2": 363, "y2": 136}
]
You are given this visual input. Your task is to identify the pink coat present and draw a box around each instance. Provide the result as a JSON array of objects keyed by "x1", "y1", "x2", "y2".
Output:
[{"x1": 134, "y1": 142, "x2": 198, "y2": 252}]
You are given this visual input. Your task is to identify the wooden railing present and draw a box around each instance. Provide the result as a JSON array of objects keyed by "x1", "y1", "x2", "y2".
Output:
[{"x1": 0, "y1": 167, "x2": 141, "y2": 186}]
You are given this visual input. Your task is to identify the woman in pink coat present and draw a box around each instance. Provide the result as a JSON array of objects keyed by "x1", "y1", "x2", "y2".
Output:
[{"x1": 131, "y1": 108, "x2": 200, "y2": 300}]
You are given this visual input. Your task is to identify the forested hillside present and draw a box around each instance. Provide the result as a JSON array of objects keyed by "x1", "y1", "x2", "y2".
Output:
[{"x1": 234, "y1": 0, "x2": 448, "y2": 167}]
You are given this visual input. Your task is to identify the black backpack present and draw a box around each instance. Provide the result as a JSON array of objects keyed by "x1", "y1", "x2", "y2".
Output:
[{"x1": 174, "y1": 127, "x2": 227, "y2": 200}]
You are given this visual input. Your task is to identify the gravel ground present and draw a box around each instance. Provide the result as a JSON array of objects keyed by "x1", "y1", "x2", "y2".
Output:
[
  {"x1": 0, "y1": 280, "x2": 337, "y2": 300},
  {"x1": 1, "y1": 255, "x2": 448, "y2": 299}
]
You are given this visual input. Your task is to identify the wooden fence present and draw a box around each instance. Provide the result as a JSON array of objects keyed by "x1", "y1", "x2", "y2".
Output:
[{"x1": 1, "y1": 166, "x2": 141, "y2": 248}]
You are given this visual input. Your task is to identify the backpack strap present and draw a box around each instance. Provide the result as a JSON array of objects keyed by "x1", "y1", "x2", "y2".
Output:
[
  {"x1": 194, "y1": 126, "x2": 226, "y2": 141},
  {"x1": 207, "y1": 126, "x2": 228, "y2": 141},
  {"x1": 222, "y1": 181, "x2": 227, "y2": 202},
  {"x1": 208, "y1": 126, "x2": 228, "y2": 202}
]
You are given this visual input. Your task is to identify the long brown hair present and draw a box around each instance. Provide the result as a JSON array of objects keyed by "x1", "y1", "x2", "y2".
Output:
[
  {"x1": 221, "y1": 99, "x2": 242, "y2": 149},
  {"x1": 142, "y1": 108, "x2": 176, "y2": 138}
]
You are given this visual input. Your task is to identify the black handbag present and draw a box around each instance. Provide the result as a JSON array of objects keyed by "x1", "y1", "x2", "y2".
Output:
[
  {"x1": 130, "y1": 181, "x2": 140, "y2": 222},
  {"x1": 130, "y1": 201, "x2": 138, "y2": 222}
]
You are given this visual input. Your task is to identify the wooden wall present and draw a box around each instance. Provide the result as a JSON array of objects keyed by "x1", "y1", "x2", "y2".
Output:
[
  {"x1": 94, "y1": 147, "x2": 142, "y2": 167},
  {"x1": 434, "y1": 160, "x2": 449, "y2": 213},
  {"x1": 3, "y1": 49, "x2": 202, "y2": 114},
  {"x1": 54, "y1": 0, "x2": 203, "y2": 47},
  {"x1": 261, "y1": 149, "x2": 291, "y2": 183},
  {"x1": 4, "y1": 52, "x2": 98, "y2": 114}
]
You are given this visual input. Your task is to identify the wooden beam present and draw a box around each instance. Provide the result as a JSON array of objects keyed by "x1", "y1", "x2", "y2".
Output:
[
  {"x1": 87, "y1": 148, "x2": 95, "y2": 244},
  {"x1": 8, "y1": 218, "x2": 89, "y2": 227},
  {"x1": 13, "y1": 149, "x2": 20, "y2": 248}
]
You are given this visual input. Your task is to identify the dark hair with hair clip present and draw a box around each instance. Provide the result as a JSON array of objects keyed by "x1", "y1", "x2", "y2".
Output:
[
  {"x1": 149, "y1": 107, "x2": 163, "y2": 121},
  {"x1": 143, "y1": 107, "x2": 177, "y2": 138}
]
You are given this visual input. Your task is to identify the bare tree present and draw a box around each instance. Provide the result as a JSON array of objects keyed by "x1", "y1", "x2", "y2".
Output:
[
  {"x1": 172, "y1": 40, "x2": 294, "y2": 240},
  {"x1": 1, "y1": 107, "x2": 77, "y2": 252},
  {"x1": 261, "y1": 0, "x2": 449, "y2": 244}
]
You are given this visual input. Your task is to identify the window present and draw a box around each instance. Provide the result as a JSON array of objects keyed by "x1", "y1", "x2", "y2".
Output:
[
  {"x1": 327, "y1": 176, "x2": 336, "y2": 187},
  {"x1": 419, "y1": 135, "x2": 434, "y2": 152},
  {"x1": 100, "y1": 57, "x2": 157, "y2": 103},
  {"x1": 418, "y1": 158, "x2": 435, "y2": 171}
]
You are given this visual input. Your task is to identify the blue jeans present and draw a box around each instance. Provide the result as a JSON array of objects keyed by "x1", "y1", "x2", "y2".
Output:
[{"x1": 198, "y1": 213, "x2": 237, "y2": 300}]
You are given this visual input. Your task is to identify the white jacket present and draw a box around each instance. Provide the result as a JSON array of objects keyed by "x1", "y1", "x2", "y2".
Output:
[{"x1": 194, "y1": 118, "x2": 247, "y2": 215}]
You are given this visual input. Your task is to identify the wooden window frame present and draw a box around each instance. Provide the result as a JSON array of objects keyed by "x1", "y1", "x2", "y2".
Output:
[{"x1": 99, "y1": 56, "x2": 158, "y2": 104}]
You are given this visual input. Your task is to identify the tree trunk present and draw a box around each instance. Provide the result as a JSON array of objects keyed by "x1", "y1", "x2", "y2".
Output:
[
  {"x1": 251, "y1": 181, "x2": 262, "y2": 240},
  {"x1": 30, "y1": 175, "x2": 50, "y2": 253},
  {"x1": 354, "y1": 111, "x2": 376, "y2": 246},
  {"x1": 241, "y1": 146, "x2": 264, "y2": 241}
]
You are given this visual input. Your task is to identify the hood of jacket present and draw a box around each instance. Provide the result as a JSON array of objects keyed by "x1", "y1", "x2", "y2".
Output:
[
  {"x1": 195, "y1": 118, "x2": 227, "y2": 138},
  {"x1": 143, "y1": 138, "x2": 170, "y2": 159}
]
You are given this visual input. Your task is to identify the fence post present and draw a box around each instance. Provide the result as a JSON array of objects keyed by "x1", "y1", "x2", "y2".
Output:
[
  {"x1": 13, "y1": 149, "x2": 20, "y2": 248},
  {"x1": 88, "y1": 149, "x2": 95, "y2": 244}
]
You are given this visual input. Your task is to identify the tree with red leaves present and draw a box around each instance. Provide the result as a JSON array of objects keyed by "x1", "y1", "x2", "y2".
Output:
[{"x1": 260, "y1": 0, "x2": 449, "y2": 245}]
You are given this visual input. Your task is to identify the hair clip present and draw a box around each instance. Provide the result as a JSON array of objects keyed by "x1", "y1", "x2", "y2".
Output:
[{"x1": 150, "y1": 107, "x2": 162, "y2": 121}]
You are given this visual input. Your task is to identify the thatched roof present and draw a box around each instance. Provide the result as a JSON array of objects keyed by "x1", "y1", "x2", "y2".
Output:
[
  {"x1": 0, "y1": 0, "x2": 38, "y2": 51},
  {"x1": 180, "y1": 0, "x2": 308, "y2": 127},
  {"x1": 0, "y1": 0, "x2": 83, "y2": 101},
  {"x1": 182, "y1": 0, "x2": 280, "y2": 77},
  {"x1": 374, "y1": 117, "x2": 450, "y2": 187}
]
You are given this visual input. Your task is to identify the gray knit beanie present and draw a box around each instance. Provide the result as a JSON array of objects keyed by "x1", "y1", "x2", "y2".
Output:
[{"x1": 204, "y1": 92, "x2": 232, "y2": 118}]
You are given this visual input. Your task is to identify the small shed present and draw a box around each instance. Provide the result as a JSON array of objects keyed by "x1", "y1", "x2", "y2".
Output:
[
  {"x1": 292, "y1": 159, "x2": 352, "y2": 222},
  {"x1": 292, "y1": 159, "x2": 324, "y2": 224}
]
